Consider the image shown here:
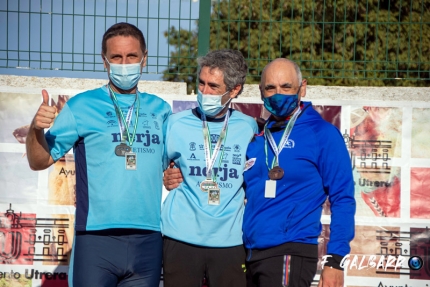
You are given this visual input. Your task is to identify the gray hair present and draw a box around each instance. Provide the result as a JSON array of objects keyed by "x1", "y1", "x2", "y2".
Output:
[
  {"x1": 290, "y1": 60, "x2": 303, "y2": 85},
  {"x1": 197, "y1": 49, "x2": 248, "y2": 96}
]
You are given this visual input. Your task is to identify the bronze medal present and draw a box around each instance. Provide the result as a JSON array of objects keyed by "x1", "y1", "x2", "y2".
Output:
[
  {"x1": 200, "y1": 180, "x2": 218, "y2": 192},
  {"x1": 115, "y1": 143, "x2": 131, "y2": 157},
  {"x1": 268, "y1": 166, "x2": 284, "y2": 180}
]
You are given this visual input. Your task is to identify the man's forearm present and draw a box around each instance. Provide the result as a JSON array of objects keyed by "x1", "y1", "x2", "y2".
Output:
[{"x1": 26, "y1": 123, "x2": 54, "y2": 170}]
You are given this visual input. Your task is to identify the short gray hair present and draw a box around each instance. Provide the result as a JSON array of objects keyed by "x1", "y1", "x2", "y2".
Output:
[
  {"x1": 290, "y1": 60, "x2": 303, "y2": 85},
  {"x1": 197, "y1": 49, "x2": 248, "y2": 96}
]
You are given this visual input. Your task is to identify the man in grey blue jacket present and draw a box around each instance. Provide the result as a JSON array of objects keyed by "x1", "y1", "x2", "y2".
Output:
[
  {"x1": 161, "y1": 49, "x2": 258, "y2": 287},
  {"x1": 242, "y1": 58, "x2": 355, "y2": 287}
]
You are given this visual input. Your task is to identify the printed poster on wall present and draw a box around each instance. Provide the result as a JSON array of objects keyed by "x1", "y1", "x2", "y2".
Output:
[{"x1": 1, "y1": 91, "x2": 429, "y2": 286}]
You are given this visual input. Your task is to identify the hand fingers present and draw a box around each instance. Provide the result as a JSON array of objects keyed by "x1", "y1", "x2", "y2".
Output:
[
  {"x1": 42, "y1": 89, "x2": 50, "y2": 106},
  {"x1": 163, "y1": 172, "x2": 183, "y2": 191},
  {"x1": 163, "y1": 179, "x2": 182, "y2": 191},
  {"x1": 163, "y1": 162, "x2": 184, "y2": 191},
  {"x1": 164, "y1": 166, "x2": 183, "y2": 178},
  {"x1": 37, "y1": 105, "x2": 56, "y2": 119},
  {"x1": 33, "y1": 105, "x2": 56, "y2": 130},
  {"x1": 163, "y1": 176, "x2": 183, "y2": 186},
  {"x1": 164, "y1": 172, "x2": 183, "y2": 180}
]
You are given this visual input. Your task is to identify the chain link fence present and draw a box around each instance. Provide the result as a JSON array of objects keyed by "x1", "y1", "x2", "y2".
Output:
[{"x1": 1, "y1": 0, "x2": 429, "y2": 87}]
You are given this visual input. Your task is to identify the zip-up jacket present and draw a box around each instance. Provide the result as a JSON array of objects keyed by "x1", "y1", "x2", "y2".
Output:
[{"x1": 243, "y1": 101, "x2": 355, "y2": 261}]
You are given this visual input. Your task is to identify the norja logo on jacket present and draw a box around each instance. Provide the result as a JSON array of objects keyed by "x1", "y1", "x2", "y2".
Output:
[
  {"x1": 111, "y1": 131, "x2": 160, "y2": 146},
  {"x1": 190, "y1": 164, "x2": 239, "y2": 183}
]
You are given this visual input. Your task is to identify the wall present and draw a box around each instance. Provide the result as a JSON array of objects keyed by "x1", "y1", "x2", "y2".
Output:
[{"x1": 1, "y1": 75, "x2": 430, "y2": 287}]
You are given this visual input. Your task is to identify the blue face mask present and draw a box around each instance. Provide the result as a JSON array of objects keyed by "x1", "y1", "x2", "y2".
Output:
[
  {"x1": 262, "y1": 89, "x2": 301, "y2": 118},
  {"x1": 105, "y1": 57, "x2": 143, "y2": 91},
  {"x1": 197, "y1": 90, "x2": 231, "y2": 117}
]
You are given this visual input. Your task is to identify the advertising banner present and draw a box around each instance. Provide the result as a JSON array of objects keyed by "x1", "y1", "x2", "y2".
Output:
[{"x1": 1, "y1": 90, "x2": 429, "y2": 287}]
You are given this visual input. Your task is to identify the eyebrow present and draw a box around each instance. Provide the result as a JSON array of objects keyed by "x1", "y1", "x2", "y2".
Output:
[
  {"x1": 198, "y1": 77, "x2": 222, "y2": 88},
  {"x1": 108, "y1": 52, "x2": 140, "y2": 58},
  {"x1": 264, "y1": 82, "x2": 293, "y2": 90},
  {"x1": 280, "y1": 82, "x2": 293, "y2": 88},
  {"x1": 264, "y1": 84, "x2": 275, "y2": 90},
  {"x1": 126, "y1": 52, "x2": 139, "y2": 57}
]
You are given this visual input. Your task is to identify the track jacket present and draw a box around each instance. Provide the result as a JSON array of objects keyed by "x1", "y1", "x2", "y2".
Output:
[{"x1": 243, "y1": 101, "x2": 355, "y2": 261}]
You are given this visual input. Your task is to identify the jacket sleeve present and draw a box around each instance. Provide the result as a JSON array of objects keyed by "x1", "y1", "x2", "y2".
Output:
[
  {"x1": 45, "y1": 103, "x2": 79, "y2": 161},
  {"x1": 318, "y1": 124, "x2": 356, "y2": 257}
]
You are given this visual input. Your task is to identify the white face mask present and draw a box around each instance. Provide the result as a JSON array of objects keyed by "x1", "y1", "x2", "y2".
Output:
[
  {"x1": 105, "y1": 57, "x2": 143, "y2": 91},
  {"x1": 197, "y1": 90, "x2": 232, "y2": 117}
]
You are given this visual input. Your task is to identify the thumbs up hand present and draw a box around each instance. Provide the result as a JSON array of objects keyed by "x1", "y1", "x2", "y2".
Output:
[
  {"x1": 33, "y1": 89, "x2": 57, "y2": 130},
  {"x1": 163, "y1": 161, "x2": 183, "y2": 191}
]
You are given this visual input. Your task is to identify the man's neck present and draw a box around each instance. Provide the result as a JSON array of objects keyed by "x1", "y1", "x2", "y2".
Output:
[
  {"x1": 214, "y1": 103, "x2": 231, "y2": 118},
  {"x1": 109, "y1": 82, "x2": 137, "y2": 94},
  {"x1": 271, "y1": 106, "x2": 300, "y2": 122}
]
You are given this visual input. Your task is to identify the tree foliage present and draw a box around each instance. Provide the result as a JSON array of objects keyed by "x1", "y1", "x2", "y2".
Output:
[{"x1": 163, "y1": 0, "x2": 430, "y2": 93}]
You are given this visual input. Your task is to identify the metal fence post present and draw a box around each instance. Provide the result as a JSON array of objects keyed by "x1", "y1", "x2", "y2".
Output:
[{"x1": 197, "y1": 0, "x2": 211, "y2": 57}]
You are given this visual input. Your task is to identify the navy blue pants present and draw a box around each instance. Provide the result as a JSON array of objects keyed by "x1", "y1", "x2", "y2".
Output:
[{"x1": 69, "y1": 229, "x2": 162, "y2": 287}]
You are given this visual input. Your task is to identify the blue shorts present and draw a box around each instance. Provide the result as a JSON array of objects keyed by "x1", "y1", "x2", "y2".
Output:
[{"x1": 69, "y1": 229, "x2": 162, "y2": 287}]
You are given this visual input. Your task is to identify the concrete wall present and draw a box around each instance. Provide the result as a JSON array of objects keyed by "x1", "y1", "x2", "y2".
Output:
[
  {"x1": 1, "y1": 75, "x2": 429, "y2": 103},
  {"x1": 1, "y1": 75, "x2": 430, "y2": 286}
]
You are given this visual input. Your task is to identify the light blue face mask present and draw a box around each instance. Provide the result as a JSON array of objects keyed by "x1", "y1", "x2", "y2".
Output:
[
  {"x1": 262, "y1": 87, "x2": 301, "y2": 118},
  {"x1": 105, "y1": 57, "x2": 143, "y2": 91},
  {"x1": 197, "y1": 90, "x2": 231, "y2": 117}
]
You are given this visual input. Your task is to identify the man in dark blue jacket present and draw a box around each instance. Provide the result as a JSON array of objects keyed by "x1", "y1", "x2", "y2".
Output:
[{"x1": 242, "y1": 58, "x2": 355, "y2": 287}]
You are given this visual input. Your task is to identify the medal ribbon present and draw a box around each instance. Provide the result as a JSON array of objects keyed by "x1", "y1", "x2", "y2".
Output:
[
  {"x1": 264, "y1": 107, "x2": 301, "y2": 170},
  {"x1": 108, "y1": 85, "x2": 140, "y2": 146},
  {"x1": 202, "y1": 110, "x2": 230, "y2": 181},
  {"x1": 117, "y1": 104, "x2": 134, "y2": 142}
]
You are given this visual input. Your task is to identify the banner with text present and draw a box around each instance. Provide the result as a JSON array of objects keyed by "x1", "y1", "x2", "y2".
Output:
[{"x1": 0, "y1": 91, "x2": 429, "y2": 287}]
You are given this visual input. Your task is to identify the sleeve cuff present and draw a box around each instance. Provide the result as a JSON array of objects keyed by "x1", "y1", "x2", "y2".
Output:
[{"x1": 323, "y1": 254, "x2": 344, "y2": 270}]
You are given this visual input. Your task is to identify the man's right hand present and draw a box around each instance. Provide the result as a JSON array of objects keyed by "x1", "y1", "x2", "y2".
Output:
[
  {"x1": 33, "y1": 89, "x2": 56, "y2": 130},
  {"x1": 26, "y1": 89, "x2": 56, "y2": 171},
  {"x1": 163, "y1": 162, "x2": 183, "y2": 191}
]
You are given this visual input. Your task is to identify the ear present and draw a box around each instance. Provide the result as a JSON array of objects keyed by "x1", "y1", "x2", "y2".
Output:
[
  {"x1": 259, "y1": 84, "x2": 265, "y2": 101},
  {"x1": 141, "y1": 50, "x2": 148, "y2": 69},
  {"x1": 229, "y1": 84, "x2": 242, "y2": 99},
  {"x1": 102, "y1": 53, "x2": 107, "y2": 69},
  {"x1": 299, "y1": 79, "x2": 307, "y2": 98}
]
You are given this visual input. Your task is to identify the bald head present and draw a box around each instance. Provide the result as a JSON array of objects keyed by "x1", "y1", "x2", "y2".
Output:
[
  {"x1": 259, "y1": 58, "x2": 306, "y2": 101},
  {"x1": 261, "y1": 58, "x2": 302, "y2": 86}
]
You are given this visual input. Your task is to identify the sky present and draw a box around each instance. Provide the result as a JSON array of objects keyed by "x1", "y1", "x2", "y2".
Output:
[{"x1": 0, "y1": 0, "x2": 200, "y2": 81}]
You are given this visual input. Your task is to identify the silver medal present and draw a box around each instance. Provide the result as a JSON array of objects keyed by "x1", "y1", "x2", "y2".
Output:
[{"x1": 200, "y1": 180, "x2": 219, "y2": 192}]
